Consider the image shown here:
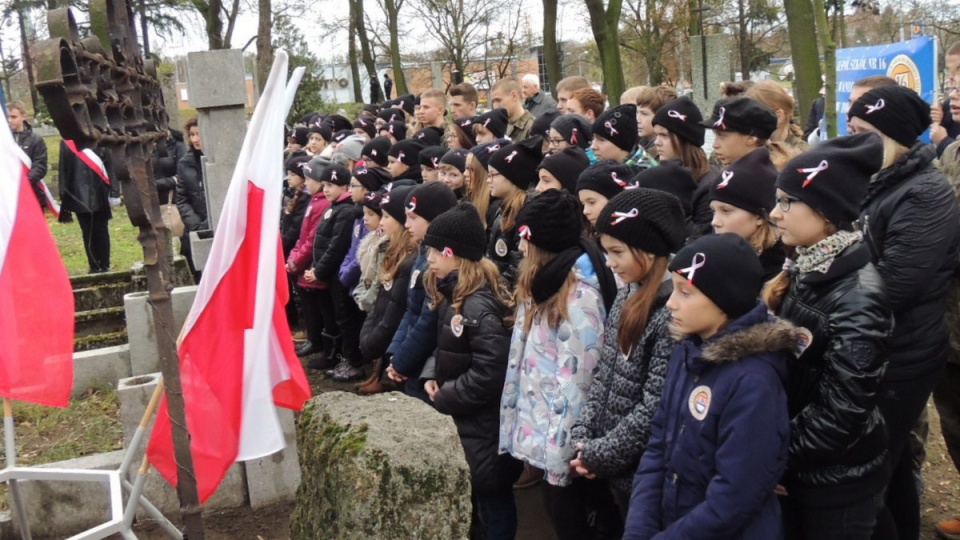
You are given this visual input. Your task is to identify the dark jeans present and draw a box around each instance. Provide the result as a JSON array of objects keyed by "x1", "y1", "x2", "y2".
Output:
[
  {"x1": 783, "y1": 491, "x2": 883, "y2": 540},
  {"x1": 542, "y1": 477, "x2": 623, "y2": 540},
  {"x1": 331, "y1": 280, "x2": 365, "y2": 364},
  {"x1": 474, "y1": 488, "x2": 517, "y2": 540},
  {"x1": 76, "y1": 210, "x2": 111, "y2": 273},
  {"x1": 934, "y1": 362, "x2": 960, "y2": 476},
  {"x1": 872, "y1": 365, "x2": 945, "y2": 540},
  {"x1": 285, "y1": 272, "x2": 300, "y2": 329}
]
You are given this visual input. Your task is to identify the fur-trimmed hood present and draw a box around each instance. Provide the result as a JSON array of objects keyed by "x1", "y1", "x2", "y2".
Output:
[{"x1": 701, "y1": 319, "x2": 801, "y2": 363}]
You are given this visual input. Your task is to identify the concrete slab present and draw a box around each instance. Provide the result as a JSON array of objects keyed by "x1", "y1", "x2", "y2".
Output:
[
  {"x1": 244, "y1": 408, "x2": 301, "y2": 509},
  {"x1": 123, "y1": 286, "x2": 198, "y2": 375},
  {"x1": 72, "y1": 344, "x2": 132, "y2": 398}
]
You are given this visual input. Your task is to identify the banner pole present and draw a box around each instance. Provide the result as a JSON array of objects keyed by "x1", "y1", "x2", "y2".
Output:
[{"x1": 4, "y1": 398, "x2": 32, "y2": 540}]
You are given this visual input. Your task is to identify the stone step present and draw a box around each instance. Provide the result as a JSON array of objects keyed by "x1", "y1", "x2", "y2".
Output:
[
  {"x1": 69, "y1": 270, "x2": 134, "y2": 291},
  {"x1": 74, "y1": 307, "x2": 126, "y2": 339},
  {"x1": 75, "y1": 330, "x2": 128, "y2": 352},
  {"x1": 73, "y1": 281, "x2": 137, "y2": 312}
]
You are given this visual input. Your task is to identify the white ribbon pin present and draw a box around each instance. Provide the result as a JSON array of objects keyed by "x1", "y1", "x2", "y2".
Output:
[
  {"x1": 668, "y1": 110, "x2": 687, "y2": 122},
  {"x1": 717, "y1": 170, "x2": 734, "y2": 188},
  {"x1": 678, "y1": 253, "x2": 706, "y2": 284},
  {"x1": 798, "y1": 160, "x2": 829, "y2": 187},
  {"x1": 330, "y1": 170, "x2": 338, "y2": 182},
  {"x1": 865, "y1": 99, "x2": 885, "y2": 115},
  {"x1": 605, "y1": 121, "x2": 619, "y2": 136},
  {"x1": 611, "y1": 208, "x2": 639, "y2": 225},
  {"x1": 504, "y1": 150, "x2": 518, "y2": 163},
  {"x1": 713, "y1": 107, "x2": 726, "y2": 129},
  {"x1": 397, "y1": 151, "x2": 405, "y2": 162},
  {"x1": 442, "y1": 247, "x2": 454, "y2": 257}
]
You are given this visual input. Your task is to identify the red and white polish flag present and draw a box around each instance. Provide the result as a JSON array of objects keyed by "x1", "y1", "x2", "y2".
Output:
[
  {"x1": 147, "y1": 51, "x2": 311, "y2": 502},
  {"x1": 0, "y1": 113, "x2": 74, "y2": 407}
]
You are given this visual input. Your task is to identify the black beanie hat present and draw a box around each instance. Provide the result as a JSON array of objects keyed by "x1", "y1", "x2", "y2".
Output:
[
  {"x1": 453, "y1": 117, "x2": 479, "y2": 147},
  {"x1": 300, "y1": 112, "x2": 318, "y2": 126},
  {"x1": 848, "y1": 85, "x2": 931, "y2": 147},
  {"x1": 701, "y1": 97, "x2": 777, "y2": 140},
  {"x1": 383, "y1": 121, "x2": 408, "y2": 141},
  {"x1": 488, "y1": 136, "x2": 545, "y2": 190},
  {"x1": 377, "y1": 107, "x2": 406, "y2": 124},
  {"x1": 516, "y1": 189, "x2": 583, "y2": 253},
  {"x1": 419, "y1": 146, "x2": 447, "y2": 169},
  {"x1": 413, "y1": 126, "x2": 445, "y2": 147},
  {"x1": 353, "y1": 117, "x2": 377, "y2": 138},
  {"x1": 476, "y1": 108, "x2": 509, "y2": 139},
  {"x1": 576, "y1": 160, "x2": 639, "y2": 200},
  {"x1": 325, "y1": 114, "x2": 353, "y2": 132},
  {"x1": 592, "y1": 104, "x2": 639, "y2": 151},
  {"x1": 710, "y1": 147, "x2": 778, "y2": 216},
  {"x1": 531, "y1": 108, "x2": 562, "y2": 139},
  {"x1": 290, "y1": 127, "x2": 309, "y2": 147},
  {"x1": 469, "y1": 139, "x2": 509, "y2": 169},
  {"x1": 539, "y1": 147, "x2": 591, "y2": 193},
  {"x1": 422, "y1": 202, "x2": 487, "y2": 261},
  {"x1": 303, "y1": 155, "x2": 332, "y2": 181},
  {"x1": 362, "y1": 104, "x2": 380, "y2": 116},
  {"x1": 362, "y1": 136, "x2": 392, "y2": 167},
  {"x1": 632, "y1": 159, "x2": 698, "y2": 217},
  {"x1": 395, "y1": 94, "x2": 416, "y2": 116},
  {"x1": 388, "y1": 139, "x2": 424, "y2": 167},
  {"x1": 354, "y1": 165, "x2": 392, "y2": 192},
  {"x1": 669, "y1": 233, "x2": 763, "y2": 319},
  {"x1": 440, "y1": 148, "x2": 469, "y2": 173},
  {"x1": 653, "y1": 96, "x2": 705, "y2": 146},
  {"x1": 320, "y1": 164, "x2": 351, "y2": 186},
  {"x1": 380, "y1": 185, "x2": 414, "y2": 224},
  {"x1": 332, "y1": 129, "x2": 353, "y2": 144},
  {"x1": 595, "y1": 188, "x2": 687, "y2": 256},
  {"x1": 777, "y1": 132, "x2": 883, "y2": 229},
  {"x1": 285, "y1": 154, "x2": 312, "y2": 177},
  {"x1": 361, "y1": 190, "x2": 383, "y2": 215},
  {"x1": 308, "y1": 122, "x2": 333, "y2": 143},
  {"x1": 551, "y1": 114, "x2": 593, "y2": 150},
  {"x1": 405, "y1": 181, "x2": 458, "y2": 222}
]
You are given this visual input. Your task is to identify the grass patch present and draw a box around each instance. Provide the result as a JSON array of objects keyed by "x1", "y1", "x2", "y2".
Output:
[{"x1": 49, "y1": 205, "x2": 147, "y2": 276}]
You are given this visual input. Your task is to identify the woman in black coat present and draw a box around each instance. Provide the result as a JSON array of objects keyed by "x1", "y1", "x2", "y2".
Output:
[
  {"x1": 766, "y1": 134, "x2": 894, "y2": 539},
  {"x1": 153, "y1": 129, "x2": 185, "y2": 205},
  {"x1": 849, "y1": 86, "x2": 960, "y2": 539},
  {"x1": 58, "y1": 141, "x2": 117, "y2": 273},
  {"x1": 176, "y1": 117, "x2": 207, "y2": 281}
]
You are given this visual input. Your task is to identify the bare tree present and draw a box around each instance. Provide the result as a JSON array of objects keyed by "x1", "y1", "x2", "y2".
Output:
[
  {"x1": 352, "y1": 0, "x2": 383, "y2": 100},
  {"x1": 376, "y1": 0, "x2": 409, "y2": 95},
  {"x1": 621, "y1": 0, "x2": 689, "y2": 85},
  {"x1": 784, "y1": 0, "x2": 820, "y2": 127},
  {"x1": 411, "y1": 0, "x2": 515, "y2": 79},
  {"x1": 189, "y1": 0, "x2": 242, "y2": 49}
]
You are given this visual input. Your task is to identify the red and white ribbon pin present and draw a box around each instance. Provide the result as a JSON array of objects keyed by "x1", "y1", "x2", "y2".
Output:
[
  {"x1": 798, "y1": 160, "x2": 829, "y2": 187},
  {"x1": 519, "y1": 225, "x2": 532, "y2": 240},
  {"x1": 611, "y1": 208, "x2": 639, "y2": 225}
]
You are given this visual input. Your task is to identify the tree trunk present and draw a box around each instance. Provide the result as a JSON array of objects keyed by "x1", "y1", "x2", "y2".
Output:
[
  {"x1": 348, "y1": 0, "x2": 363, "y2": 103},
  {"x1": 542, "y1": 0, "x2": 562, "y2": 97},
  {"x1": 16, "y1": 6, "x2": 38, "y2": 115},
  {"x1": 811, "y1": 0, "x2": 836, "y2": 138},
  {"x1": 138, "y1": 0, "x2": 151, "y2": 56},
  {"x1": 784, "y1": 0, "x2": 821, "y2": 129},
  {"x1": 384, "y1": 0, "x2": 408, "y2": 95},
  {"x1": 195, "y1": 0, "x2": 225, "y2": 49},
  {"x1": 354, "y1": 0, "x2": 381, "y2": 101},
  {"x1": 584, "y1": 0, "x2": 625, "y2": 105},
  {"x1": 222, "y1": 0, "x2": 240, "y2": 48},
  {"x1": 256, "y1": 0, "x2": 272, "y2": 93},
  {"x1": 738, "y1": 0, "x2": 750, "y2": 79}
]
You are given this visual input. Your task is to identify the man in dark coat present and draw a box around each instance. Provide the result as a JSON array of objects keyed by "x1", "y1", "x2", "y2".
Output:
[
  {"x1": 7, "y1": 102, "x2": 48, "y2": 209},
  {"x1": 153, "y1": 129, "x2": 185, "y2": 204},
  {"x1": 58, "y1": 141, "x2": 117, "y2": 273},
  {"x1": 383, "y1": 73, "x2": 393, "y2": 101},
  {"x1": 369, "y1": 73, "x2": 382, "y2": 104}
]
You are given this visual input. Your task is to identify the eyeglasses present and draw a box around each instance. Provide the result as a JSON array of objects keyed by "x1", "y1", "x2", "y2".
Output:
[
  {"x1": 349, "y1": 183, "x2": 362, "y2": 189},
  {"x1": 776, "y1": 196, "x2": 801, "y2": 212},
  {"x1": 547, "y1": 138, "x2": 566, "y2": 147}
]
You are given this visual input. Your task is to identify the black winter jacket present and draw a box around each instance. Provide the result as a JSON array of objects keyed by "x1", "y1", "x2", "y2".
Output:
[
  {"x1": 691, "y1": 166, "x2": 719, "y2": 238},
  {"x1": 570, "y1": 281, "x2": 674, "y2": 495},
  {"x1": 859, "y1": 142, "x2": 960, "y2": 380},
  {"x1": 281, "y1": 190, "x2": 310, "y2": 257},
  {"x1": 311, "y1": 194, "x2": 356, "y2": 282},
  {"x1": 487, "y1": 210, "x2": 520, "y2": 286},
  {"x1": 176, "y1": 148, "x2": 208, "y2": 231},
  {"x1": 426, "y1": 272, "x2": 522, "y2": 493},
  {"x1": 13, "y1": 122, "x2": 48, "y2": 207},
  {"x1": 153, "y1": 130, "x2": 185, "y2": 204},
  {"x1": 58, "y1": 141, "x2": 117, "y2": 215},
  {"x1": 359, "y1": 250, "x2": 415, "y2": 362},
  {"x1": 759, "y1": 240, "x2": 787, "y2": 283},
  {"x1": 778, "y1": 242, "x2": 893, "y2": 505}
]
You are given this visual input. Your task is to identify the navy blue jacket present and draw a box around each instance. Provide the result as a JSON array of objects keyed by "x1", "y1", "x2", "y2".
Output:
[
  {"x1": 625, "y1": 303, "x2": 796, "y2": 540},
  {"x1": 387, "y1": 246, "x2": 439, "y2": 378}
]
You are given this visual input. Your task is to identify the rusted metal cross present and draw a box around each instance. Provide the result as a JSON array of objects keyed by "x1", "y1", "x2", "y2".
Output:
[{"x1": 33, "y1": 0, "x2": 204, "y2": 536}]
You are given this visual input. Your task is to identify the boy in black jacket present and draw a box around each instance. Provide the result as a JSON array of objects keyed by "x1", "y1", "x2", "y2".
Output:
[{"x1": 305, "y1": 164, "x2": 366, "y2": 374}]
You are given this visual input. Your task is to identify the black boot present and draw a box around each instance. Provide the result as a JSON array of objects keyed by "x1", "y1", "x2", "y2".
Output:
[{"x1": 307, "y1": 334, "x2": 339, "y2": 370}]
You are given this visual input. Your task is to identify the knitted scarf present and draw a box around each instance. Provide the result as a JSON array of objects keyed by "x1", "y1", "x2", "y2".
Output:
[{"x1": 795, "y1": 230, "x2": 862, "y2": 275}]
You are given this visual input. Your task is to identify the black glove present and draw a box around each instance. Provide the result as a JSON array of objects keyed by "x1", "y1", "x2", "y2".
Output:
[{"x1": 58, "y1": 209, "x2": 74, "y2": 223}]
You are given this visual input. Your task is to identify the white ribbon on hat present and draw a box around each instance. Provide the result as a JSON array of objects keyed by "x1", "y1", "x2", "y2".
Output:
[
  {"x1": 484, "y1": 118, "x2": 492, "y2": 128},
  {"x1": 407, "y1": 196, "x2": 417, "y2": 212},
  {"x1": 381, "y1": 193, "x2": 391, "y2": 204},
  {"x1": 677, "y1": 252, "x2": 706, "y2": 284},
  {"x1": 519, "y1": 225, "x2": 532, "y2": 240},
  {"x1": 397, "y1": 151, "x2": 405, "y2": 162},
  {"x1": 611, "y1": 171, "x2": 626, "y2": 187},
  {"x1": 605, "y1": 120, "x2": 619, "y2": 136},
  {"x1": 504, "y1": 150, "x2": 518, "y2": 163},
  {"x1": 713, "y1": 107, "x2": 727, "y2": 129},
  {"x1": 717, "y1": 170, "x2": 734, "y2": 188},
  {"x1": 668, "y1": 110, "x2": 687, "y2": 122},
  {"x1": 488, "y1": 144, "x2": 501, "y2": 154},
  {"x1": 798, "y1": 160, "x2": 829, "y2": 187},
  {"x1": 442, "y1": 247, "x2": 455, "y2": 257},
  {"x1": 611, "y1": 208, "x2": 640, "y2": 225},
  {"x1": 302, "y1": 163, "x2": 313, "y2": 174},
  {"x1": 330, "y1": 170, "x2": 338, "y2": 182},
  {"x1": 865, "y1": 99, "x2": 885, "y2": 115}
]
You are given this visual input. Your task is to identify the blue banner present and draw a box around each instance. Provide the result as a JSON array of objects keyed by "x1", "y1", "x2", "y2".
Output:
[{"x1": 835, "y1": 36, "x2": 936, "y2": 140}]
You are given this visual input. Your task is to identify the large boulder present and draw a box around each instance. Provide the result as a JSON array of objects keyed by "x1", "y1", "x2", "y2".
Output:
[{"x1": 291, "y1": 391, "x2": 471, "y2": 540}]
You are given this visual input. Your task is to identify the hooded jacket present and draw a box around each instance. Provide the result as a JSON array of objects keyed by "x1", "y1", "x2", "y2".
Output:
[
  {"x1": 311, "y1": 192, "x2": 356, "y2": 282},
  {"x1": 359, "y1": 250, "x2": 415, "y2": 363},
  {"x1": 625, "y1": 303, "x2": 795, "y2": 540},
  {"x1": 288, "y1": 191, "x2": 331, "y2": 290},
  {"x1": 859, "y1": 142, "x2": 960, "y2": 380},
  {"x1": 427, "y1": 271, "x2": 522, "y2": 493},
  {"x1": 175, "y1": 148, "x2": 208, "y2": 231},
  {"x1": 778, "y1": 241, "x2": 892, "y2": 504},
  {"x1": 499, "y1": 253, "x2": 607, "y2": 487},
  {"x1": 570, "y1": 281, "x2": 674, "y2": 495},
  {"x1": 387, "y1": 246, "x2": 439, "y2": 379}
]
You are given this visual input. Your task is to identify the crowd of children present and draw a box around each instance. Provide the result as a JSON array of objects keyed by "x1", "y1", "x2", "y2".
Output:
[{"x1": 270, "y1": 61, "x2": 960, "y2": 539}]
